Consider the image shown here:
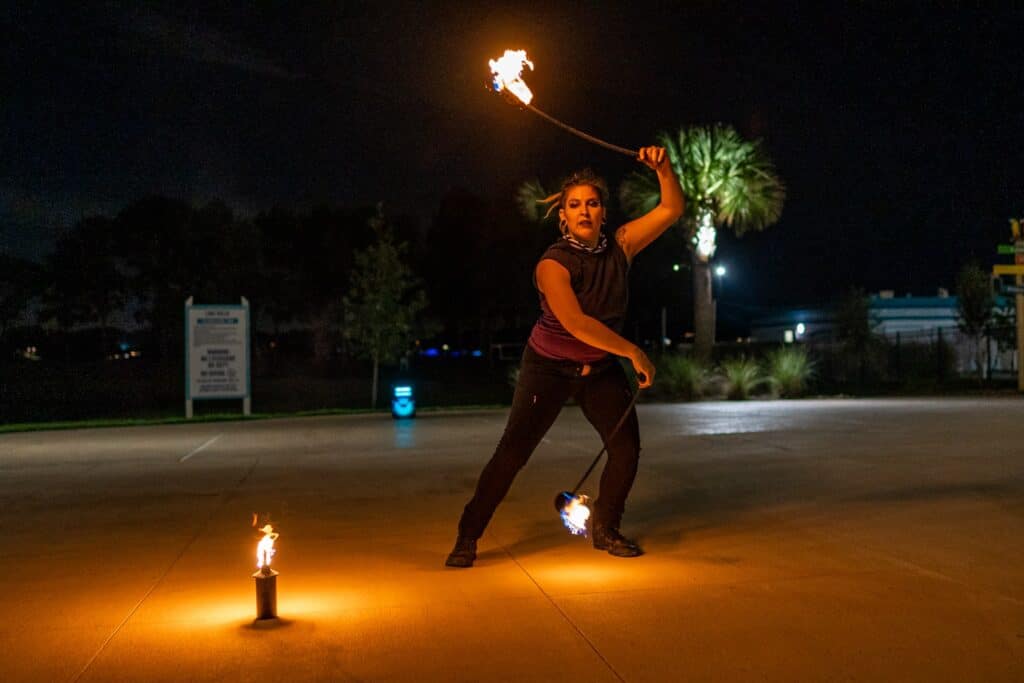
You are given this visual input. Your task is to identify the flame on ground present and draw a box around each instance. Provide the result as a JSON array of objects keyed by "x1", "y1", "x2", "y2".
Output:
[
  {"x1": 560, "y1": 494, "x2": 591, "y2": 535},
  {"x1": 256, "y1": 524, "x2": 279, "y2": 569},
  {"x1": 489, "y1": 49, "x2": 534, "y2": 105}
]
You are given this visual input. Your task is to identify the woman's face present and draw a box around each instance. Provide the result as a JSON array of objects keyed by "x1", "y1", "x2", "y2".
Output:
[{"x1": 559, "y1": 184, "x2": 605, "y2": 247}]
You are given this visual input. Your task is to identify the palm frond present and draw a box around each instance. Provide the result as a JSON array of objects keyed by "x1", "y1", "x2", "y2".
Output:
[
  {"x1": 618, "y1": 169, "x2": 662, "y2": 219},
  {"x1": 622, "y1": 125, "x2": 785, "y2": 238},
  {"x1": 516, "y1": 178, "x2": 552, "y2": 223}
]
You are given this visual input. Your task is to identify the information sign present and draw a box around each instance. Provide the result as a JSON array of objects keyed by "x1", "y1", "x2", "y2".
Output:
[{"x1": 185, "y1": 297, "x2": 251, "y2": 417}]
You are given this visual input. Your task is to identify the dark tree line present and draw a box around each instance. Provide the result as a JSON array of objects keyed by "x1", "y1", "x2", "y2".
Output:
[
  {"x1": 1, "y1": 191, "x2": 591, "y2": 364},
  {"x1": 2, "y1": 180, "x2": 705, "y2": 370}
]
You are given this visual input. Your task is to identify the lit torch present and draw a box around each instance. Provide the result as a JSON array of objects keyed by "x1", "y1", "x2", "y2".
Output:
[
  {"x1": 489, "y1": 49, "x2": 638, "y2": 158},
  {"x1": 554, "y1": 491, "x2": 591, "y2": 535},
  {"x1": 253, "y1": 523, "x2": 279, "y2": 620}
]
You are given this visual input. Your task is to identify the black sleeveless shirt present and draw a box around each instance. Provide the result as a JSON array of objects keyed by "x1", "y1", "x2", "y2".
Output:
[{"x1": 527, "y1": 236, "x2": 630, "y2": 362}]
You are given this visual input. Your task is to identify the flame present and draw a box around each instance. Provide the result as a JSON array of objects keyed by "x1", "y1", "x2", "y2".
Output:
[
  {"x1": 560, "y1": 494, "x2": 591, "y2": 535},
  {"x1": 489, "y1": 49, "x2": 534, "y2": 105},
  {"x1": 256, "y1": 524, "x2": 278, "y2": 569}
]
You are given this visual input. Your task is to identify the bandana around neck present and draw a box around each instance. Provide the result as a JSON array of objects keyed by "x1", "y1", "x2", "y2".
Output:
[{"x1": 562, "y1": 231, "x2": 608, "y2": 254}]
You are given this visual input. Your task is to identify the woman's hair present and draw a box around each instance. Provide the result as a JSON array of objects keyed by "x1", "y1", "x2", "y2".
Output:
[{"x1": 539, "y1": 168, "x2": 609, "y2": 220}]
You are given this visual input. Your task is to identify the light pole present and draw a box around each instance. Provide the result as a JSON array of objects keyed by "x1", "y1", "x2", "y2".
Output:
[{"x1": 713, "y1": 265, "x2": 727, "y2": 342}]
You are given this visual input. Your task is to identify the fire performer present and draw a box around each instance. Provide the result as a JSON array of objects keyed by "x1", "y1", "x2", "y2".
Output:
[{"x1": 446, "y1": 146, "x2": 683, "y2": 567}]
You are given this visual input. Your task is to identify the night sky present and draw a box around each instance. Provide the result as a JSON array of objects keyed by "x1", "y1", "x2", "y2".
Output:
[{"x1": 4, "y1": 2, "x2": 1022, "y2": 308}]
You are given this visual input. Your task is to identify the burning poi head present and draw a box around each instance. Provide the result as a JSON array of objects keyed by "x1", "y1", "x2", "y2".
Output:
[
  {"x1": 554, "y1": 491, "x2": 591, "y2": 536},
  {"x1": 256, "y1": 523, "x2": 279, "y2": 572},
  {"x1": 489, "y1": 49, "x2": 534, "y2": 105}
]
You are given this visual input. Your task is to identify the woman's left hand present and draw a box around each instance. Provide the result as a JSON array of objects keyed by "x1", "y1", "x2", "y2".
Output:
[{"x1": 637, "y1": 145, "x2": 669, "y2": 172}]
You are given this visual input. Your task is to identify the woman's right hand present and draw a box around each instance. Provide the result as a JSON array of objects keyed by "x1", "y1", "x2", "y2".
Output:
[{"x1": 628, "y1": 347, "x2": 655, "y2": 389}]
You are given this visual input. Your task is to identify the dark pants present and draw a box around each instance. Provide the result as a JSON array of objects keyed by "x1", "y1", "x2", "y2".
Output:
[{"x1": 457, "y1": 345, "x2": 640, "y2": 540}]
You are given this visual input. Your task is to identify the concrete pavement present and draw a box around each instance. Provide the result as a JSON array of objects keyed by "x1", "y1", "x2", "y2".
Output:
[{"x1": 1, "y1": 398, "x2": 1022, "y2": 681}]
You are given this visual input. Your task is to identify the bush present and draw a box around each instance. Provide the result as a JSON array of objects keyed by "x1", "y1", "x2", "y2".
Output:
[
  {"x1": 507, "y1": 364, "x2": 520, "y2": 390},
  {"x1": 657, "y1": 353, "x2": 710, "y2": 400},
  {"x1": 766, "y1": 345, "x2": 815, "y2": 397},
  {"x1": 719, "y1": 356, "x2": 767, "y2": 400}
]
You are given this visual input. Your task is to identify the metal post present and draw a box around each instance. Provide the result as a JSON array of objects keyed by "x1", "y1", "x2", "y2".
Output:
[
  {"x1": 242, "y1": 296, "x2": 252, "y2": 414},
  {"x1": 661, "y1": 306, "x2": 667, "y2": 349},
  {"x1": 185, "y1": 296, "x2": 193, "y2": 419},
  {"x1": 1017, "y1": 274, "x2": 1024, "y2": 391},
  {"x1": 253, "y1": 567, "x2": 278, "y2": 620}
]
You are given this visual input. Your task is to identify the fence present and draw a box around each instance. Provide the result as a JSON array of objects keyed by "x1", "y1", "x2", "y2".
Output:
[{"x1": 806, "y1": 324, "x2": 1018, "y2": 392}]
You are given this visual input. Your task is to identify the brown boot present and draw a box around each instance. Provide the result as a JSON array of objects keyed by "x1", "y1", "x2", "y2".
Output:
[
  {"x1": 592, "y1": 526, "x2": 643, "y2": 557},
  {"x1": 445, "y1": 536, "x2": 477, "y2": 568}
]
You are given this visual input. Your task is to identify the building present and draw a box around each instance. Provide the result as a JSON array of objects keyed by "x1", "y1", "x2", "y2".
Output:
[{"x1": 750, "y1": 290, "x2": 1016, "y2": 377}]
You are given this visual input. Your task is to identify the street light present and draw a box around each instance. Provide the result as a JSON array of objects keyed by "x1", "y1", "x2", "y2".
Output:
[{"x1": 713, "y1": 265, "x2": 727, "y2": 344}]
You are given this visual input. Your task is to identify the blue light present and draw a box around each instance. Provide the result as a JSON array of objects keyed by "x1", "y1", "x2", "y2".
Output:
[
  {"x1": 392, "y1": 398, "x2": 415, "y2": 418},
  {"x1": 450, "y1": 351, "x2": 461, "y2": 358},
  {"x1": 471, "y1": 350, "x2": 483, "y2": 357},
  {"x1": 423, "y1": 348, "x2": 440, "y2": 357},
  {"x1": 392, "y1": 384, "x2": 415, "y2": 418}
]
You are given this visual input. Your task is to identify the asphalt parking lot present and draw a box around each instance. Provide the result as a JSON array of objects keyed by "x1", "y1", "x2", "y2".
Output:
[{"x1": 2, "y1": 398, "x2": 1022, "y2": 682}]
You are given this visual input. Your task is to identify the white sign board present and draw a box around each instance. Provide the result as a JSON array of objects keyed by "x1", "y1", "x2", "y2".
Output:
[{"x1": 185, "y1": 300, "x2": 250, "y2": 409}]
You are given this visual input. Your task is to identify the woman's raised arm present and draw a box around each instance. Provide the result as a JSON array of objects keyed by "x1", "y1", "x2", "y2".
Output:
[{"x1": 615, "y1": 146, "x2": 684, "y2": 261}]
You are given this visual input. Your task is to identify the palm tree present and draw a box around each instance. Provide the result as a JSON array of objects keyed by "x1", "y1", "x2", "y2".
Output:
[{"x1": 620, "y1": 125, "x2": 785, "y2": 360}]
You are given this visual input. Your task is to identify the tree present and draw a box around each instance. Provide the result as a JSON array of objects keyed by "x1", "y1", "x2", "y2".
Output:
[
  {"x1": 113, "y1": 197, "x2": 204, "y2": 361},
  {"x1": 955, "y1": 261, "x2": 994, "y2": 380},
  {"x1": 424, "y1": 187, "x2": 541, "y2": 349},
  {"x1": 0, "y1": 254, "x2": 42, "y2": 341},
  {"x1": 343, "y1": 207, "x2": 430, "y2": 408},
  {"x1": 620, "y1": 125, "x2": 785, "y2": 360},
  {"x1": 42, "y1": 216, "x2": 126, "y2": 354},
  {"x1": 114, "y1": 197, "x2": 263, "y2": 362},
  {"x1": 254, "y1": 204, "x2": 377, "y2": 362},
  {"x1": 835, "y1": 287, "x2": 877, "y2": 388}
]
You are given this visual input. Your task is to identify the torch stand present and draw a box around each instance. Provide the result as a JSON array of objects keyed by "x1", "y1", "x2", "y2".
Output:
[{"x1": 252, "y1": 566, "x2": 279, "y2": 620}]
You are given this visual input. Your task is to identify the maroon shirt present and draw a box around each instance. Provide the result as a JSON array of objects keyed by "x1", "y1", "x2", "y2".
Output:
[{"x1": 528, "y1": 237, "x2": 630, "y2": 362}]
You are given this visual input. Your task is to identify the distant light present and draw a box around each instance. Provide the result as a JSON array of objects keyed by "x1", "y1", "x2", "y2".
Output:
[
  {"x1": 471, "y1": 350, "x2": 483, "y2": 358},
  {"x1": 450, "y1": 351, "x2": 461, "y2": 358},
  {"x1": 784, "y1": 330, "x2": 795, "y2": 343},
  {"x1": 392, "y1": 385, "x2": 415, "y2": 418},
  {"x1": 441, "y1": 343, "x2": 450, "y2": 352},
  {"x1": 423, "y1": 348, "x2": 440, "y2": 357},
  {"x1": 796, "y1": 323, "x2": 806, "y2": 336},
  {"x1": 714, "y1": 265, "x2": 727, "y2": 277},
  {"x1": 119, "y1": 342, "x2": 130, "y2": 352},
  {"x1": 672, "y1": 263, "x2": 681, "y2": 272}
]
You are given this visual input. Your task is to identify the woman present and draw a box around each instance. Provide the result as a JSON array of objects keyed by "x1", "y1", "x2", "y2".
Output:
[{"x1": 446, "y1": 146, "x2": 683, "y2": 568}]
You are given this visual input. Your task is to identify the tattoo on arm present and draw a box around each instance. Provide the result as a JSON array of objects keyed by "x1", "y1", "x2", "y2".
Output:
[{"x1": 615, "y1": 228, "x2": 631, "y2": 261}]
